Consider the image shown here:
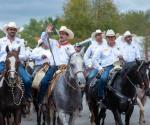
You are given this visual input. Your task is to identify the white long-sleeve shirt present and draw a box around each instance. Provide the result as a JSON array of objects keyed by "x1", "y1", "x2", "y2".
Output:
[
  {"x1": 30, "y1": 47, "x2": 54, "y2": 66},
  {"x1": 92, "y1": 44, "x2": 120, "y2": 71},
  {"x1": 84, "y1": 39, "x2": 106, "y2": 68},
  {"x1": 118, "y1": 40, "x2": 141, "y2": 62},
  {"x1": 41, "y1": 32, "x2": 75, "y2": 66},
  {"x1": 0, "y1": 36, "x2": 27, "y2": 62}
]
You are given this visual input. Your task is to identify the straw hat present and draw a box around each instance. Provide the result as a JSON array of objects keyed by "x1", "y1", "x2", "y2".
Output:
[{"x1": 59, "y1": 26, "x2": 74, "y2": 39}]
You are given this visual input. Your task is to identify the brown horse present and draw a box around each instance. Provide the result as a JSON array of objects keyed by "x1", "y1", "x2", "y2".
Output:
[{"x1": 0, "y1": 46, "x2": 24, "y2": 125}]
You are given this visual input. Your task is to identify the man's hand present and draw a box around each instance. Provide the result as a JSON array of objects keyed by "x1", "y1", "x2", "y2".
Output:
[
  {"x1": 98, "y1": 68, "x2": 104, "y2": 75},
  {"x1": 46, "y1": 24, "x2": 53, "y2": 33}
]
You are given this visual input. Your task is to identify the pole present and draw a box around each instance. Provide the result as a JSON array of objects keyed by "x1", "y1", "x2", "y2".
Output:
[{"x1": 46, "y1": 32, "x2": 56, "y2": 66}]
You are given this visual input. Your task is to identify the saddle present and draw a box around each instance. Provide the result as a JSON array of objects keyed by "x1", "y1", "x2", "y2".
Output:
[
  {"x1": 32, "y1": 63, "x2": 49, "y2": 90},
  {"x1": 47, "y1": 64, "x2": 67, "y2": 97}
]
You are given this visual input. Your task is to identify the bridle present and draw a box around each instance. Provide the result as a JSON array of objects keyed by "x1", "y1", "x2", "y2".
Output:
[
  {"x1": 64, "y1": 52, "x2": 85, "y2": 90},
  {"x1": 4, "y1": 57, "x2": 24, "y2": 106}
]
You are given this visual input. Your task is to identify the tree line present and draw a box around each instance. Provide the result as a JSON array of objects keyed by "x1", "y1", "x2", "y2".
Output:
[{"x1": 0, "y1": 0, "x2": 150, "y2": 48}]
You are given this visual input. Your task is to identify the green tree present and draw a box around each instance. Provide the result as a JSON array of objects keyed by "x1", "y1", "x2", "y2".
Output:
[
  {"x1": 20, "y1": 17, "x2": 60, "y2": 48},
  {"x1": 91, "y1": 0, "x2": 121, "y2": 32},
  {"x1": 63, "y1": 0, "x2": 93, "y2": 42},
  {"x1": 0, "y1": 30, "x2": 5, "y2": 38}
]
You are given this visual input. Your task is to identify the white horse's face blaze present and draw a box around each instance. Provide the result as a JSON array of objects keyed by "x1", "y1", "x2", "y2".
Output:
[
  {"x1": 69, "y1": 53, "x2": 86, "y2": 87},
  {"x1": 8, "y1": 56, "x2": 16, "y2": 79}
]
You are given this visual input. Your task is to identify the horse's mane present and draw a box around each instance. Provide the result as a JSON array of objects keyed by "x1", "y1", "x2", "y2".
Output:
[{"x1": 120, "y1": 61, "x2": 138, "y2": 78}]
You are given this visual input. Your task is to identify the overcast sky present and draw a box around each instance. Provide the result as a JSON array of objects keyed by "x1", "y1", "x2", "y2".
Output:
[{"x1": 0, "y1": 0, "x2": 150, "y2": 27}]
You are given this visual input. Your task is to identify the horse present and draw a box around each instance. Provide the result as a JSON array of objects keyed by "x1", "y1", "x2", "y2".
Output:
[
  {"x1": 0, "y1": 46, "x2": 24, "y2": 125},
  {"x1": 135, "y1": 61, "x2": 150, "y2": 125},
  {"x1": 86, "y1": 60, "x2": 150, "y2": 125},
  {"x1": 48, "y1": 48, "x2": 86, "y2": 125}
]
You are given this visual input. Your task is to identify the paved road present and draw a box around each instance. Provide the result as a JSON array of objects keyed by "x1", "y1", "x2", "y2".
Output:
[{"x1": 22, "y1": 97, "x2": 150, "y2": 125}]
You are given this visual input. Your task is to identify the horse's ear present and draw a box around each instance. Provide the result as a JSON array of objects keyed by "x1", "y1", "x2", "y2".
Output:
[
  {"x1": 6, "y1": 46, "x2": 9, "y2": 53},
  {"x1": 145, "y1": 60, "x2": 150, "y2": 65},
  {"x1": 65, "y1": 47, "x2": 72, "y2": 57},
  {"x1": 80, "y1": 47, "x2": 85, "y2": 57},
  {"x1": 135, "y1": 58, "x2": 141, "y2": 65}
]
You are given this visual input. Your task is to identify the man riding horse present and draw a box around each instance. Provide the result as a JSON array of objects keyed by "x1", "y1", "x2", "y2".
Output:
[
  {"x1": 0, "y1": 22, "x2": 32, "y2": 102},
  {"x1": 92, "y1": 29, "x2": 121, "y2": 102},
  {"x1": 84, "y1": 29, "x2": 107, "y2": 82},
  {"x1": 36, "y1": 25, "x2": 75, "y2": 105}
]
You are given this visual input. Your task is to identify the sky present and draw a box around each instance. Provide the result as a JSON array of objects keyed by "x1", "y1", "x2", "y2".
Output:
[{"x1": 0, "y1": 0, "x2": 150, "y2": 28}]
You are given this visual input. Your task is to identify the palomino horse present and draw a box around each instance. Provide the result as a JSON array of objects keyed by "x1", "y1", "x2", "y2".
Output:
[
  {"x1": 49, "y1": 48, "x2": 86, "y2": 125},
  {"x1": 87, "y1": 60, "x2": 149, "y2": 125},
  {"x1": 0, "y1": 46, "x2": 24, "y2": 125}
]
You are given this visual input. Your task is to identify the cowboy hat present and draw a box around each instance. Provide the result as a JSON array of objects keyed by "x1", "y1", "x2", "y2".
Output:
[
  {"x1": 3, "y1": 22, "x2": 20, "y2": 33},
  {"x1": 106, "y1": 29, "x2": 115, "y2": 37},
  {"x1": 91, "y1": 29, "x2": 102, "y2": 40},
  {"x1": 123, "y1": 31, "x2": 133, "y2": 39},
  {"x1": 59, "y1": 26, "x2": 74, "y2": 39}
]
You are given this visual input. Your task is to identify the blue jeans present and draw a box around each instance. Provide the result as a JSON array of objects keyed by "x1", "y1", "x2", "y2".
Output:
[
  {"x1": 18, "y1": 64, "x2": 32, "y2": 98},
  {"x1": 0, "y1": 62, "x2": 5, "y2": 73},
  {"x1": 87, "y1": 68, "x2": 98, "y2": 82},
  {"x1": 38, "y1": 66, "x2": 57, "y2": 104},
  {"x1": 98, "y1": 65, "x2": 113, "y2": 98}
]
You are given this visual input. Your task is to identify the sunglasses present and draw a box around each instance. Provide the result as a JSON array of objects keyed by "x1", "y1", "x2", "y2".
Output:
[{"x1": 8, "y1": 28, "x2": 17, "y2": 31}]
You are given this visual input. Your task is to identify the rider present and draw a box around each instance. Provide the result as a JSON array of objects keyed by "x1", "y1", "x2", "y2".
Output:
[
  {"x1": 84, "y1": 29, "x2": 106, "y2": 82},
  {"x1": 92, "y1": 29, "x2": 120, "y2": 101},
  {"x1": 37, "y1": 25, "x2": 75, "y2": 104},
  {"x1": 118, "y1": 31, "x2": 141, "y2": 62},
  {"x1": 0, "y1": 22, "x2": 32, "y2": 101},
  {"x1": 30, "y1": 39, "x2": 54, "y2": 77},
  {"x1": 74, "y1": 42, "x2": 82, "y2": 53}
]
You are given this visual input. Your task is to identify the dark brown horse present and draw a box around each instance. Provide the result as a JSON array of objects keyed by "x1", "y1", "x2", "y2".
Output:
[
  {"x1": 86, "y1": 60, "x2": 150, "y2": 125},
  {"x1": 0, "y1": 46, "x2": 24, "y2": 125}
]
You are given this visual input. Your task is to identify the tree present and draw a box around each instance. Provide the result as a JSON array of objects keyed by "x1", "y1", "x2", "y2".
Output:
[
  {"x1": 91, "y1": 0, "x2": 121, "y2": 32},
  {"x1": 63, "y1": 0, "x2": 93, "y2": 42},
  {"x1": 0, "y1": 30, "x2": 5, "y2": 38},
  {"x1": 20, "y1": 17, "x2": 60, "y2": 48}
]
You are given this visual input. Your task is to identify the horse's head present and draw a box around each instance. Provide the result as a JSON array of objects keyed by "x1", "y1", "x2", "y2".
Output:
[
  {"x1": 5, "y1": 46, "x2": 20, "y2": 86},
  {"x1": 135, "y1": 59, "x2": 150, "y2": 88},
  {"x1": 123, "y1": 60, "x2": 150, "y2": 87},
  {"x1": 66, "y1": 47, "x2": 86, "y2": 88}
]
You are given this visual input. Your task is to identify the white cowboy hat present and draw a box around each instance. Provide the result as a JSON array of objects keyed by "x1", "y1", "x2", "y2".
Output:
[
  {"x1": 106, "y1": 29, "x2": 115, "y2": 37},
  {"x1": 59, "y1": 26, "x2": 74, "y2": 39},
  {"x1": 3, "y1": 22, "x2": 20, "y2": 33},
  {"x1": 123, "y1": 31, "x2": 133, "y2": 39},
  {"x1": 37, "y1": 39, "x2": 44, "y2": 46},
  {"x1": 91, "y1": 29, "x2": 102, "y2": 40}
]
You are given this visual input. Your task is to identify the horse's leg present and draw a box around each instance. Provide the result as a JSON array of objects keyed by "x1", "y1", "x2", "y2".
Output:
[
  {"x1": 13, "y1": 108, "x2": 22, "y2": 125},
  {"x1": 58, "y1": 110, "x2": 68, "y2": 125},
  {"x1": 139, "y1": 96, "x2": 147, "y2": 125},
  {"x1": 0, "y1": 112, "x2": 5, "y2": 125},
  {"x1": 99, "y1": 108, "x2": 106, "y2": 125},
  {"x1": 89, "y1": 101, "x2": 100, "y2": 125},
  {"x1": 112, "y1": 109, "x2": 123, "y2": 125},
  {"x1": 42, "y1": 104, "x2": 47, "y2": 125},
  {"x1": 37, "y1": 106, "x2": 42, "y2": 125},
  {"x1": 137, "y1": 97, "x2": 145, "y2": 125},
  {"x1": 125, "y1": 105, "x2": 134, "y2": 125},
  {"x1": 68, "y1": 110, "x2": 79, "y2": 125}
]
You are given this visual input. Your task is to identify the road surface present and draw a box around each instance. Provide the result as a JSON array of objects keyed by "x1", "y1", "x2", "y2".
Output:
[{"x1": 22, "y1": 97, "x2": 150, "y2": 125}]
